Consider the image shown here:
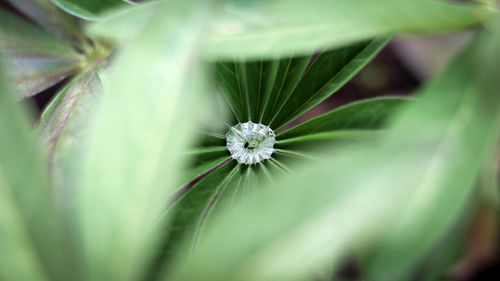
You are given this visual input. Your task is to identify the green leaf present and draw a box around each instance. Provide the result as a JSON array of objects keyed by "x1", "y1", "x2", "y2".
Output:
[
  {"x1": 181, "y1": 149, "x2": 231, "y2": 185},
  {"x1": 214, "y1": 37, "x2": 389, "y2": 131},
  {"x1": 269, "y1": 37, "x2": 390, "y2": 130},
  {"x1": 258, "y1": 56, "x2": 312, "y2": 125},
  {"x1": 195, "y1": 132, "x2": 227, "y2": 148},
  {"x1": 184, "y1": 131, "x2": 231, "y2": 182},
  {"x1": 213, "y1": 37, "x2": 388, "y2": 134},
  {"x1": 38, "y1": 70, "x2": 101, "y2": 156},
  {"x1": 0, "y1": 7, "x2": 81, "y2": 99},
  {"x1": 156, "y1": 159, "x2": 295, "y2": 279},
  {"x1": 37, "y1": 69, "x2": 101, "y2": 196},
  {"x1": 361, "y1": 20, "x2": 500, "y2": 280},
  {"x1": 276, "y1": 97, "x2": 408, "y2": 145},
  {"x1": 51, "y1": 0, "x2": 131, "y2": 20},
  {"x1": 73, "y1": 0, "x2": 218, "y2": 280},
  {"x1": 5, "y1": 0, "x2": 83, "y2": 44},
  {"x1": 88, "y1": 0, "x2": 490, "y2": 60},
  {"x1": 85, "y1": 1, "x2": 159, "y2": 42},
  {"x1": 237, "y1": 61, "x2": 262, "y2": 121},
  {"x1": 414, "y1": 199, "x2": 477, "y2": 281},
  {"x1": 166, "y1": 21, "x2": 500, "y2": 281},
  {"x1": 214, "y1": 55, "x2": 311, "y2": 123},
  {"x1": 214, "y1": 38, "x2": 389, "y2": 133},
  {"x1": 167, "y1": 147, "x2": 412, "y2": 281},
  {"x1": 276, "y1": 130, "x2": 382, "y2": 151},
  {"x1": 209, "y1": 0, "x2": 491, "y2": 59},
  {"x1": 0, "y1": 64, "x2": 72, "y2": 281},
  {"x1": 214, "y1": 62, "x2": 246, "y2": 122},
  {"x1": 155, "y1": 161, "x2": 239, "y2": 269}
]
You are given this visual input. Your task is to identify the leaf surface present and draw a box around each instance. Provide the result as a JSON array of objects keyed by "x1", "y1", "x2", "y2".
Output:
[
  {"x1": 37, "y1": 69, "x2": 101, "y2": 198},
  {"x1": 73, "y1": 1, "x2": 218, "y2": 280},
  {"x1": 38, "y1": 70, "x2": 101, "y2": 157},
  {"x1": 158, "y1": 161, "x2": 239, "y2": 265},
  {"x1": 166, "y1": 21, "x2": 500, "y2": 281},
  {"x1": 0, "y1": 64, "x2": 72, "y2": 281},
  {"x1": 88, "y1": 0, "x2": 490, "y2": 60},
  {"x1": 51, "y1": 0, "x2": 131, "y2": 20},
  {"x1": 0, "y1": 7, "x2": 81, "y2": 99},
  {"x1": 6, "y1": 0, "x2": 83, "y2": 44},
  {"x1": 209, "y1": 0, "x2": 490, "y2": 59},
  {"x1": 276, "y1": 97, "x2": 408, "y2": 144},
  {"x1": 362, "y1": 20, "x2": 500, "y2": 280},
  {"x1": 215, "y1": 55, "x2": 311, "y2": 123},
  {"x1": 270, "y1": 37, "x2": 390, "y2": 130}
]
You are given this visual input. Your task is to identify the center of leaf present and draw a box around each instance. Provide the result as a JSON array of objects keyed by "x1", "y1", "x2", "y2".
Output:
[{"x1": 226, "y1": 121, "x2": 276, "y2": 165}]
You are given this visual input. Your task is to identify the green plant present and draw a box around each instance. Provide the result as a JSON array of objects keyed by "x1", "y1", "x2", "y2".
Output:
[{"x1": 1, "y1": 0, "x2": 499, "y2": 281}]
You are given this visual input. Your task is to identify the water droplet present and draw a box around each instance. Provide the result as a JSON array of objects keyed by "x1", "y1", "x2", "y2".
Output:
[{"x1": 226, "y1": 121, "x2": 276, "y2": 165}]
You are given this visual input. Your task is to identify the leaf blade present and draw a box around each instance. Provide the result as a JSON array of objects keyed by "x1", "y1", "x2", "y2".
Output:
[
  {"x1": 74, "y1": 1, "x2": 219, "y2": 280},
  {"x1": 51, "y1": 0, "x2": 131, "y2": 20},
  {"x1": 0, "y1": 61, "x2": 72, "y2": 281},
  {"x1": 270, "y1": 37, "x2": 390, "y2": 130},
  {"x1": 209, "y1": 0, "x2": 490, "y2": 59},
  {"x1": 0, "y1": 7, "x2": 81, "y2": 99},
  {"x1": 277, "y1": 97, "x2": 408, "y2": 140},
  {"x1": 5, "y1": 0, "x2": 83, "y2": 44}
]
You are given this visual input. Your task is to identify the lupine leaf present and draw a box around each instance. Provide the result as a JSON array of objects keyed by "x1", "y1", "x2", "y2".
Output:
[
  {"x1": 276, "y1": 130, "x2": 382, "y2": 150},
  {"x1": 181, "y1": 149, "x2": 231, "y2": 185},
  {"x1": 214, "y1": 62, "x2": 246, "y2": 122},
  {"x1": 0, "y1": 7, "x2": 81, "y2": 99},
  {"x1": 258, "y1": 56, "x2": 312, "y2": 125},
  {"x1": 5, "y1": 0, "x2": 83, "y2": 44},
  {"x1": 209, "y1": 0, "x2": 490, "y2": 59},
  {"x1": 215, "y1": 55, "x2": 311, "y2": 124},
  {"x1": 73, "y1": 0, "x2": 218, "y2": 280},
  {"x1": 166, "y1": 20, "x2": 500, "y2": 281},
  {"x1": 38, "y1": 70, "x2": 101, "y2": 158},
  {"x1": 51, "y1": 0, "x2": 131, "y2": 20},
  {"x1": 215, "y1": 38, "x2": 389, "y2": 135},
  {"x1": 155, "y1": 161, "x2": 239, "y2": 269},
  {"x1": 195, "y1": 132, "x2": 227, "y2": 148},
  {"x1": 362, "y1": 19, "x2": 500, "y2": 280},
  {"x1": 270, "y1": 37, "x2": 390, "y2": 131},
  {"x1": 0, "y1": 65, "x2": 72, "y2": 281},
  {"x1": 88, "y1": 0, "x2": 490, "y2": 60},
  {"x1": 276, "y1": 96, "x2": 408, "y2": 148},
  {"x1": 37, "y1": 69, "x2": 101, "y2": 198}
]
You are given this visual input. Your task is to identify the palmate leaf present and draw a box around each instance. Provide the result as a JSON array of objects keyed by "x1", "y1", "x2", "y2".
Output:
[
  {"x1": 72, "y1": 0, "x2": 218, "y2": 280},
  {"x1": 153, "y1": 97, "x2": 406, "y2": 277},
  {"x1": 152, "y1": 156, "x2": 288, "y2": 278},
  {"x1": 165, "y1": 18, "x2": 500, "y2": 281},
  {"x1": 214, "y1": 55, "x2": 310, "y2": 123},
  {"x1": 5, "y1": 0, "x2": 83, "y2": 44},
  {"x1": 215, "y1": 37, "x2": 389, "y2": 131},
  {"x1": 271, "y1": 38, "x2": 390, "y2": 130},
  {"x1": 51, "y1": 0, "x2": 132, "y2": 20},
  {"x1": 0, "y1": 66, "x2": 73, "y2": 281},
  {"x1": 87, "y1": 0, "x2": 490, "y2": 60},
  {"x1": 0, "y1": 7, "x2": 82, "y2": 99},
  {"x1": 157, "y1": 47, "x2": 406, "y2": 271},
  {"x1": 182, "y1": 29, "x2": 395, "y2": 193}
]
